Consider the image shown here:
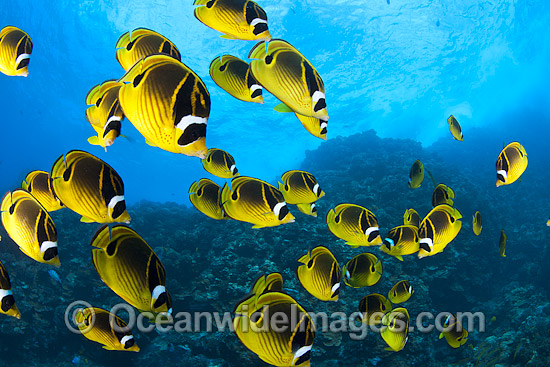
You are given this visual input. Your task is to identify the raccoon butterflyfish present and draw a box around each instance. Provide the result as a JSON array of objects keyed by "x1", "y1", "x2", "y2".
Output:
[
  {"x1": 234, "y1": 273, "x2": 285, "y2": 314},
  {"x1": 0, "y1": 261, "x2": 21, "y2": 319},
  {"x1": 326, "y1": 203, "x2": 381, "y2": 247},
  {"x1": 380, "y1": 225, "x2": 419, "y2": 261},
  {"x1": 342, "y1": 253, "x2": 382, "y2": 288},
  {"x1": 432, "y1": 184, "x2": 455, "y2": 207},
  {"x1": 21, "y1": 170, "x2": 64, "y2": 212},
  {"x1": 234, "y1": 291, "x2": 314, "y2": 366},
  {"x1": 50, "y1": 150, "x2": 130, "y2": 224},
  {"x1": 447, "y1": 115, "x2": 463, "y2": 141},
  {"x1": 403, "y1": 208, "x2": 420, "y2": 228},
  {"x1": 358, "y1": 293, "x2": 392, "y2": 326},
  {"x1": 1, "y1": 189, "x2": 59, "y2": 267},
  {"x1": 115, "y1": 28, "x2": 181, "y2": 71},
  {"x1": 194, "y1": 0, "x2": 271, "y2": 41},
  {"x1": 496, "y1": 142, "x2": 528, "y2": 187},
  {"x1": 0, "y1": 26, "x2": 32, "y2": 77},
  {"x1": 418, "y1": 204, "x2": 462, "y2": 259},
  {"x1": 85, "y1": 80, "x2": 125, "y2": 151},
  {"x1": 74, "y1": 307, "x2": 139, "y2": 352},
  {"x1": 472, "y1": 211, "x2": 482, "y2": 236},
  {"x1": 201, "y1": 148, "x2": 239, "y2": 178},
  {"x1": 408, "y1": 160, "x2": 424, "y2": 189},
  {"x1": 499, "y1": 229, "x2": 507, "y2": 257},
  {"x1": 278, "y1": 170, "x2": 324, "y2": 205},
  {"x1": 439, "y1": 313, "x2": 468, "y2": 348},
  {"x1": 297, "y1": 246, "x2": 340, "y2": 301},
  {"x1": 209, "y1": 55, "x2": 263, "y2": 103},
  {"x1": 91, "y1": 225, "x2": 172, "y2": 316},
  {"x1": 219, "y1": 176, "x2": 294, "y2": 228},
  {"x1": 249, "y1": 39, "x2": 328, "y2": 122},
  {"x1": 296, "y1": 202, "x2": 317, "y2": 217},
  {"x1": 381, "y1": 307, "x2": 410, "y2": 352},
  {"x1": 188, "y1": 178, "x2": 228, "y2": 220},
  {"x1": 294, "y1": 113, "x2": 327, "y2": 140},
  {"x1": 118, "y1": 54, "x2": 210, "y2": 158},
  {"x1": 388, "y1": 280, "x2": 414, "y2": 304}
]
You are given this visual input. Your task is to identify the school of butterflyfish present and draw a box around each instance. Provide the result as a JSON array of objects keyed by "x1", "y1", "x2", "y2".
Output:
[{"x1": 0, "y1": 0, "x2": 531, "y2": 361}]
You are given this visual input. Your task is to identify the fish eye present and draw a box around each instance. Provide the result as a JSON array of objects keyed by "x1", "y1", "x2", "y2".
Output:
[
  {"x1": 231, "y1": 191, "x2": 238, "y2": 200},
  {"x1": 219, "y1": 63, "x2": 227, "y2": 72},
  {"x1": 307, "y1": 259, "x2": 314, "y2": 268},
  {"x1": 1, "y1": 295, "x2": 15, "y2": 312},
  {"x1": 95, "y1": 97, "x2": 103, "y2": 107},
  {"x1": 112, "y1": 200, "x2": 127, "y2": 219},
  {"x1": 43, "y1": 246, "x2": 58, "y2": 261},
  {"x1": 160, "y1": 41, "x2": 171, "y2": 55},
  {"x1": 9, "y1": 204, "x2": 15, "y2": 215},
  {"x1": 206, "y1": 0, "x2": 215, "y2": 8},
  {"x1": 16, "y1": 58, "x2": 30, "y2": 70},
  {"x1": 334, "y1": 215, "x2": 340, "y2": 224},
  {"x1": 153, "y1": 291, "x2": 168, "y2": 309},
  {"x1": 133, "y1": 73, "x2": 145, "y2": 87},
  {"x1": 278, "y1": 205, "x2": 289, "y2": 220},
  {"x1": 253, "y1": 22, "x2": 268, "y2": 35},
  {"x1": 250, "y1": 311, "x2": 262, "y2": 323},
  {"x1": 106, "y1": 241, "x2": 117, "y2": 256},
  {"x1": 285, "y1": 184, "x2": 289, "y2": 191},
  {"x1": 124, "y1": 337, "x2": 135, "y2": 349},
  {"x1": 265, "y1": 54, "x2": 273, "y2": 64},
  {"x1": 197, "y1": 187, "x2": 203, "y2": 196},
  {"x1": 63, "y1": 169, "x2": 71, "y2": 181},
  {"x1": 367, "y1": 230, "x2": 380, "y2": 243}
]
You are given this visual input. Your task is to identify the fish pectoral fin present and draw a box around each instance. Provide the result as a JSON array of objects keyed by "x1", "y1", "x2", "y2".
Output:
[
  {"x1": 274, "y1": 103, "x2": 295, "y2": 113},
  {"x1": 252, "y1": 224, "x2": 267, "y2": 229},
  {"x1": 396, "y1": 255, "x2": 404, "y2": 261},
  {"x1": 80, "y1": 216, "x2": 95, "y2": 223},
  {"x1": 87, "y1": 136, "x2": 100, "y2": 145},
  {"x1": 220, "y1": 34, "x2": 237, "y2": 40},
  {"x1": 102, "y1": 345, "x2": 117, "y2": 351},
  {"x1": 345, "y1": 242, "x2": 359, "y2": 249},
  {"x1": 384, "y1": 347, "x2": 395, "y2": 352},
  {"x1": 145, "y1": 139, "x2": 157, "y2": 147},
  {"x1": 439, "y1": 332, "x2": 444, "y2": 339}
]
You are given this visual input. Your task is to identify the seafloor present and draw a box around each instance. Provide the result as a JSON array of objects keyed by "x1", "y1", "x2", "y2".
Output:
[{"x1": 0, "y1": 130, "x2": 548, "y2": 367}]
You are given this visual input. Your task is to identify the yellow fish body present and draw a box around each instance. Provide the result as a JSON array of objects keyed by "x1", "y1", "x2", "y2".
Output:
[
  {"x1": 234, "y1": 290, "x2": 314, "y2": 366},
  {"x1": 381, "y1": 307, "x2": 410, "y2": 352},
  {"x1": 432, "y1": 184, "x2": 455, "y2": 207},
  {"x1": 115, "y1": 28, "x2": 181, "y2": 71},
  {"x1": 326, "y1": 203, "x2": 381, "y2": 247},
  {"x1": 499, "y1": 229, "x2": 507, "y2": 257},
  {"x1": 388, "y1": 280, "x2": 414, "y2": 304},
  {"x1": 74, "y1": 307, "x2": 139, "y2": 352},
  {"x1": 357, "y1": 293, "x2": 392, "y2": 326},
  {"x1": 496, "y1": 142, "x2": 527, "y2": 187},
  {"x1": 418, "y1": 204, "x2": 462, "y2": 259},
  {"x1": 194, "y1": 0, "x2": 271, "y2": 41},
  {"x1": 21, "y1": 170, "x2": 64, "y2": 212},
  {"x1": 297, "y1": 246, "x2": 340, "y2": 301},
  {"x1": 472, "y1": 211, "x2": 482, "y2": 236},
  {"x1": 447, "y1": 115, "x2": 463, "y2": 141},
  {"x1": 249, "y1": 39, "x2": 328, "y2": 121},
  {"x1": 294, "y1": 112, "x2": 327, "y2": 140},
  {"x1": 0, "y1": 26, "x2": 32, "y2": 77},
  {"x1": 278, "y1": 170, "x2": 324, "y2": 205},
  {"x1": 0, "y1": 261, "x2": 21, "y2": 319},
  {"x1": 296, "y1": 202, "x2": 318, "y2": 217},
  {"x1": 1, "y1": 190, "x2": 59, "y2": 267},
  {"x1": 380, "y1": 225, "x2": 419, "y2": 261},
  {"x1": 220, "y1": 176, "x2": 295, "y2": 228},
  {"x1": 439, "y1": 314, "x2": 468, "y2": 348},
  {"x1": 403, "y1": 208, "x2": 420, "y2": 228},
  {"x1": 209, "y1": 55, "x2": 263, "y2": 103},
  {"x1": 91, "y1": 225, "x2": 172, "y2": 315},
  {"x1": 85, "y1": 80, "x2": 125, "y2": 151},
  {"x1": 342, "y1": 253, "x2": 382, "y2": 288},
  {"x1": 201, "y1": 148, "x2": 239, "y2": 178},
  {"x1": 188, "y1": 178, "x2": 228, "y2": 220},
  {"x1": 118, "y1": 54, "x2": 210, "y2": 158},
  {"x1": 50, "y1": 150, "x2": 130, "y2": 224},
  {"x1": 408, "y1": 160, "x2": 424, "y2": 189}
]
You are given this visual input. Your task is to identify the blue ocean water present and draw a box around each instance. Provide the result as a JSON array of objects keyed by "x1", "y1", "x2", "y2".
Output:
[{"x1": 1, "y1": 1, "x2": 550, "y2": 366}]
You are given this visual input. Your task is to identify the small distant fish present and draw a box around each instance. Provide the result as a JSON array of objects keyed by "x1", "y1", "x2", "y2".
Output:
[
  {"x1": 48, "y1": 269, "x2": 61, "y2": 284},
  {"x1": 188, "y1": 179, "x2": 228, "y2": 220},
  {"x1": 209, "y1": 55, "x2": 264, "y2": 103},
  {"x1": 0, "y1": 260, "x2": 21, "y2": 319},
  {"x1": 408, "y1": 160, "x2": 424, "y2": 189},
  {"x1": 201, "y1": 148, "x2": 239, "y2": 178},
  {"x1": 278, "y1": 170, "x2": 324, "y2": 205},
  {"x1": 297, "y1": 246, "x2": 341, "y2": 301},
  {"x1": 0, "y1": 26, "x2": 32, "y2": 77},
  {"x1": 193, "y1": 0, "x2": 271, "y2": 41},
  {"x1": 472, "y1": 211, "x2": 482, "y2": 236},
  {"x1": 220, "y1": 176, "x2": 294, "y2": 228},
  {"x1": 381, "y1": 308, "x2": 410, "y2": 352},
  {"x1": 380, "y1": 225, "x2": 420, "y2": 261},
  {"x1": 1, "y1": 189, "x2": 59, "y2": 267},
  {"x1": 388, "y1": 280, "x2": 414, "y2": 304},
  {"x1": 496, "y1": 142, "x2": 528, "y2": 187},
  {"x1": 439, "y1": 314, "x2": 468, "y2": 348},
  {"x1": 418, "y1": 204, "x2": 462, "y2": 258},
  {"x1": 21, "y1": 170, "x2": 64, "y2": 212},
  {"x1": 115, "y1": 28, "x2": 181, "y2": 71},
  {"x1": 343, "y1": 253, "x2": 382, "y2": 288},
  {"x1": 403, "y1": 208, "x2": 420, "y2": 228},
  {"x1": 358, "y1": 293, "x2": 392, "y2": 325},
  {"x1": 326, "y1": 204, "x2": 381, "y2": 247},
  {"x1": 432, "y1": 184, "x2": 455, "y2": 207},
  {"x1": 499, "y1": 229, "x2": 507, "y2": 257},
  {"x1": 447, "y1": 115, "x2": 463, "y2": 141},
  {"x1": 74, "y1": 307, "x2": 139, "y2": 351}
]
